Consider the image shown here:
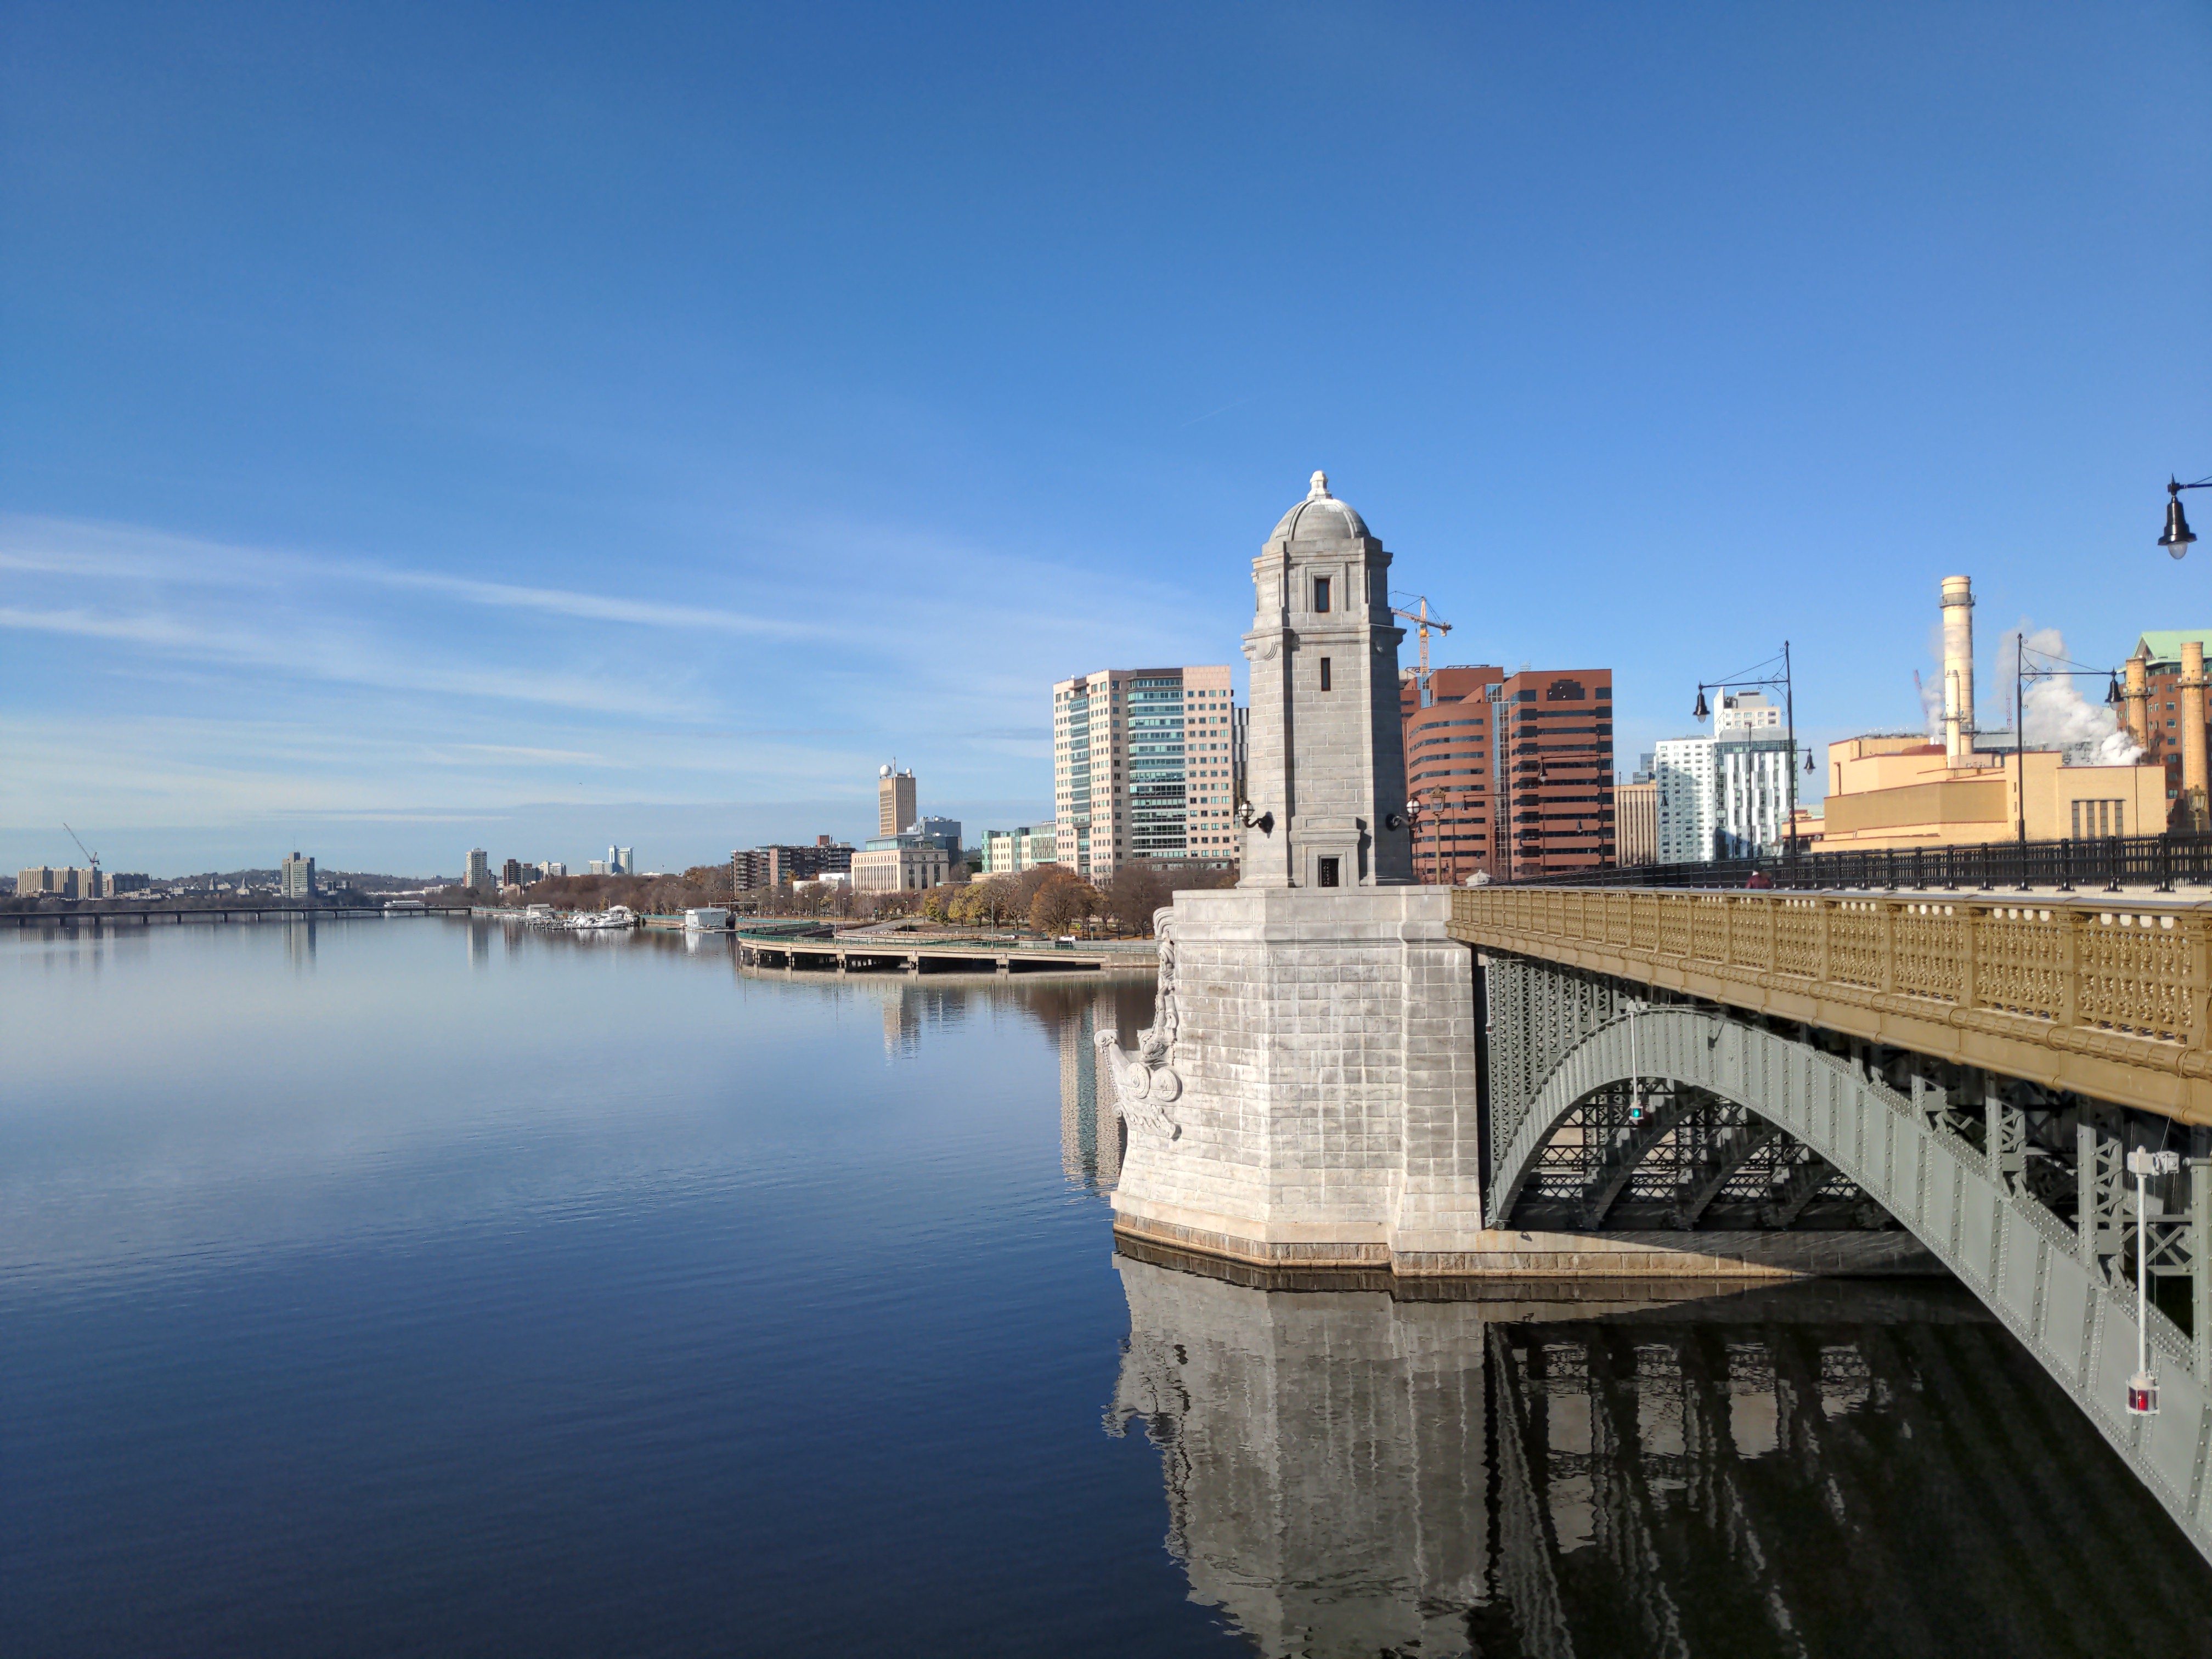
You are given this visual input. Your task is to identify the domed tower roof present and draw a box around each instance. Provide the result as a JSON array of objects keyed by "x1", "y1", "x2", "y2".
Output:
[{"x1": 1268, "y1": 470, "x2": 1369, "y2": 544}]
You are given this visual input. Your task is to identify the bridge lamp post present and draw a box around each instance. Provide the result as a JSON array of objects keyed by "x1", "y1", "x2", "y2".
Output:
[
  {"x1": 2011, "y1": 639, "x2": 2126, "y2": 878},
  {"x1": 2159, "y1": 476, "x2": 2210, "y2": 558},
  {"x1": 2126, "y1": 1147, "x2": 2182, "y2": 1415},
  {"x1": 1692, "y1": 642, "x2": 1802, "y2": 864}
]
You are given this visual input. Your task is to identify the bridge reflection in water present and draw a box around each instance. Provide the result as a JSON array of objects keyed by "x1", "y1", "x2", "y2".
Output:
[{"x1": 1107, "y1": 1246, "x2": 2212, "y2": 1658}]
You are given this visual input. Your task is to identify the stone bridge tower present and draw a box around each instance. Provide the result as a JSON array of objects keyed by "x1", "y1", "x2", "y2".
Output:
[
  {"x1": 1241, "y1": 471, "x2": 1413, "y2": 887},
  {"x1": 1101, "y1": 472, "x2": 1482, "y2": 1273}
]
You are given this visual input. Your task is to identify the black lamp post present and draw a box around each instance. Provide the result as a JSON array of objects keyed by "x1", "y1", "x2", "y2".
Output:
[
  {"x1": 2162, "y1": 476, "x2": 2211, "y2": 558},
  {"x1": 2011, "y1": 634, "x2": 2126, "y2": 876},
  {"x1": 1692, "y1": 643, "x2": 1804, "y2": 862}
]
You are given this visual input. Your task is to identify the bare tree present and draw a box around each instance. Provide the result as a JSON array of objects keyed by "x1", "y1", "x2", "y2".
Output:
[{"x1": 1031, "y1": 874, "x2": 1099, "y2": 937}]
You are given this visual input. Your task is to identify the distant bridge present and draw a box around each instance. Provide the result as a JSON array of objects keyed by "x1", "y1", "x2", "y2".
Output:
[
  {"x1": 7, "y1": 905, "x2": 467, "y2": 927},
  {"x1": 1451, "y1": 883, "x2": 2212, "y2": 1561}
]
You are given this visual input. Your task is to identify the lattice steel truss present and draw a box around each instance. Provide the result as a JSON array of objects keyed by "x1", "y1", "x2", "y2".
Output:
[
  {"x1": 1510, "y1": 1085, "x2": 1889, "y2": 1232},
  {"x1": 1481, "y1": 950, "x2": 2212, "y2": 1565}
]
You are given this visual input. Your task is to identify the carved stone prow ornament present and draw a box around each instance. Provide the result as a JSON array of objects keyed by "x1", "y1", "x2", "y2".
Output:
[{"x1": 1096, "y1": 908, "x2": 1183, "y2": 1140}]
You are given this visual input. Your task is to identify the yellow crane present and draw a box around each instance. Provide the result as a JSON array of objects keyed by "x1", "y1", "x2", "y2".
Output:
[{"x1": 1389, "y1": 594, "x2": 1454, "y2": 698}]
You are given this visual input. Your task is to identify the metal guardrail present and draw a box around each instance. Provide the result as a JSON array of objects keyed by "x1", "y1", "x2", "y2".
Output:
[
  {"x1": 1509, "y1": 832, "x2": 2212, "y2": 893},
  {"x1": 1452, "y1": 884, "x2": 2212, "y2": 1122}
]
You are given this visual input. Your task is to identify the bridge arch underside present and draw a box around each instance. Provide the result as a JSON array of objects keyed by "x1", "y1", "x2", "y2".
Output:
[{"x1": 1485, "y1": 953, "x2": 2212, "y2": 1563}]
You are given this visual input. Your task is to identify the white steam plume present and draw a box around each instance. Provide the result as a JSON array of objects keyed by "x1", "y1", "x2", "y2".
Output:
[{"x1": 1999, "y1": 625, "x2": 2143, "y2": 765}]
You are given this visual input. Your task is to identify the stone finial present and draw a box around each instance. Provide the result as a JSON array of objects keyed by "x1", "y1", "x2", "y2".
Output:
[{"x1": 1308, "y1": 470, "x2": 1330, "y2": 499}]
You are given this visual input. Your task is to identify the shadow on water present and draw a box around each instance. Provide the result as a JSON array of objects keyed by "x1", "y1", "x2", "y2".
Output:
[{"x1": 1108, "y1": 1243, "x2": 2212, "y2": 1659}]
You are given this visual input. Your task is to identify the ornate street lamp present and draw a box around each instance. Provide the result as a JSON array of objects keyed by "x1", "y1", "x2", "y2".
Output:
[
  {"x1": 2162, "y1": 476, "x2": 2210, "y2": 559},
  {"x1": 1692, "y1": 644, "x2": 1804, "y2": 862}
]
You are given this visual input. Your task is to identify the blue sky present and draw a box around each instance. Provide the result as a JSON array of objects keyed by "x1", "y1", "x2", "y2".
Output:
[{"x1": 4, "y1": 2, "x2": 2208, "y2": 877}]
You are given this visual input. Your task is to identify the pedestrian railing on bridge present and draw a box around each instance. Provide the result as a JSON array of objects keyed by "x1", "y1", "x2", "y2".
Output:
[
  {"x1": 1451, "y1": 884, "x2": 2212, "y2": 1124},
  {"x1": 1506, "y1": 830, "x2": 2212, "y2": 894}
]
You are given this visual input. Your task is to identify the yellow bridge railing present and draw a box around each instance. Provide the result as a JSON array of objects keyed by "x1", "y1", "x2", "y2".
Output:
[{"x1": 1451, "y1": 885, "x2": 2212, "y2": 1124}]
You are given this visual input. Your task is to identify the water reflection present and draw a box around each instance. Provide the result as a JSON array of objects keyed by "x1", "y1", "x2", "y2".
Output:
[{"x1": 1108, "y1": 1247, "x2": 2212, "y2": 1658}]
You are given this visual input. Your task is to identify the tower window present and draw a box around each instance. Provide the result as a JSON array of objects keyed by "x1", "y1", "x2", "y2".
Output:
[
  {"x1": 1319, "y1": 657, "x2": 1332, "y2": 692},
  {"x1": 1313, "y1": 577, "x2": 1331, "y2": 613},
  {"x1": 1317, "y1": 856, "x2": 1341, "y2": 888}
]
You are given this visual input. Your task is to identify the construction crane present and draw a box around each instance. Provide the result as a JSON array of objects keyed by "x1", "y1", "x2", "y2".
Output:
[
  {"x1": 64, "y1": 822, "x2": 100, "y2": 893},
  {"x1": 1389, "y1": 594, "x2": 1455, "y2": 702}
]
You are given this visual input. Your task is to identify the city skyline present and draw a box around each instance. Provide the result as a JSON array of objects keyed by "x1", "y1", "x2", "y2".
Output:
[{"x1": 5, "y1": 5, "x2": 2208, "y2": 875}]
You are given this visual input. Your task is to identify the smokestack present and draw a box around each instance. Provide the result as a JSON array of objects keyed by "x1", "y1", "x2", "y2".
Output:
[
  {"x1": 2183, "y1": 640, "x2": 2208, "y2": 830},
  {"x1": 1941, "y1": 575, "x2": 1974, "y2": 765},
  {"x1": 2124, "y1": 649, "x2": 2151, "y2": 748}
]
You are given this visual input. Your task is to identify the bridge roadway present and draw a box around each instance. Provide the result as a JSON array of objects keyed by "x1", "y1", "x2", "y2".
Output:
[
  {"x1": 1449, "y1": 882, "x2": 2212, "y2": 1564},
  {"x1": 736, "y1": 929, "x2": 1154, "y2": 975}
]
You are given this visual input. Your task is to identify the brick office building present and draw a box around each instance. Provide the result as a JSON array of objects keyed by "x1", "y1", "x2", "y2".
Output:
[
  {"x1": 1497, "y1": 668, "x2": 1615, "y2": 876},
  {"x1": 1495, "y1": 668, "x2": 1619, "y2": 876},
  {"x1": 1400, "y1": 665, "x2": 1503, "y2": 883},
  {"x1": 1398, "y1": 664, "x2": 1615, "y2": 881}
]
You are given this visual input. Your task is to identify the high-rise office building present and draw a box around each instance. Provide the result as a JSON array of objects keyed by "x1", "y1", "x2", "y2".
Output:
[
  {"x1": 1492, "y1": 668, "x2": 1616, "y2": 878},
  {"x1": 464, "y1": 848, "x2": 490, "y2": 890},
  {"x1": 1615, "y1": 778, "x2": 1659, "y2": 867},
  {"x1": 605, "y1": 846, "x2": 633, "y2": 877},
  {"x1": 280, "y1": 852, "x2": 317, "y2": 899},
  {"x1": 878, "y1": 765, "x2": 917, "y2": 836},
  {"x1": 1053, "y1": 665, "x2": 1237, "y2": 883},
  {"x1": 1401, "y1": 664, "x2": 1504, "y2": 883}
]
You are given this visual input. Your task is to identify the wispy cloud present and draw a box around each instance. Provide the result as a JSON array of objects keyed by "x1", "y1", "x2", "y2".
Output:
[
  {"x1": 0, "y1": 605, "x2": 693, "y2": 717},
  {"x1": 0, "y1": 516, "x2": 816, "y2": 640}
]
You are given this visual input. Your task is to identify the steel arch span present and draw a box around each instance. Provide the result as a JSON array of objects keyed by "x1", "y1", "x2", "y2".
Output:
[{"x1": 1486, "y1": 975, "x2": 2212, "y2": 1564}]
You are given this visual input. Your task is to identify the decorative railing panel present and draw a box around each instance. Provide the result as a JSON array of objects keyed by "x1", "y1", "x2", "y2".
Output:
[{"x1": 1454, "y1": 885, "x2": 2212, "y2": 1124}]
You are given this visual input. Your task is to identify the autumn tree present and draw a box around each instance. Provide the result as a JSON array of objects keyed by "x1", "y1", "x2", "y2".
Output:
[{"x1": 1031, "y1": 873, "x2": 1098, "y2": 937}]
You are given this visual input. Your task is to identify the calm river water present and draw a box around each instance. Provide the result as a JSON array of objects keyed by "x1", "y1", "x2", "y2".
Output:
[{"x1": 5, "y1": 917, "x2": 2210, "y2": 1657}]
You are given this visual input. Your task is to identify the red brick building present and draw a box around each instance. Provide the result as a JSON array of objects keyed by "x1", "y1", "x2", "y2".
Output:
[
  {"x1": 1400, "y1": 664, "x2": 1616, "y2": 882},
  {"x1": 1400, "y1": 665, "x2": 1503, "y2": 883},
  {"x1": 1498, "y1": 667, "x2": 1615, "y2": 876}
]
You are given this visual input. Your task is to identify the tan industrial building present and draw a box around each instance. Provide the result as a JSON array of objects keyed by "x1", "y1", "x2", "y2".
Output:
[{"x1": 1818, "y1": 574, "x2": 2166, "y2": 850}]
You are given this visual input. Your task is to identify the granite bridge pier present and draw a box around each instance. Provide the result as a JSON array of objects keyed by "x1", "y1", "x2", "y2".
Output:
[{"x1": 1100, "y1": 471, "x2": 2212, "y2": 1563}]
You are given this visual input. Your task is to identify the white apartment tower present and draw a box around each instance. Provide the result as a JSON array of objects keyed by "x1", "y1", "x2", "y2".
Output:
[
  {"x1": 1054, "y1": 666, "x2": 1238, "y2": 883},
  {"x1": 1656, "y1": 691, "x2": 1795, "y2": 863},
  {"x1": 280, "y1": 851, "x2": 316, "y2": 899}
]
